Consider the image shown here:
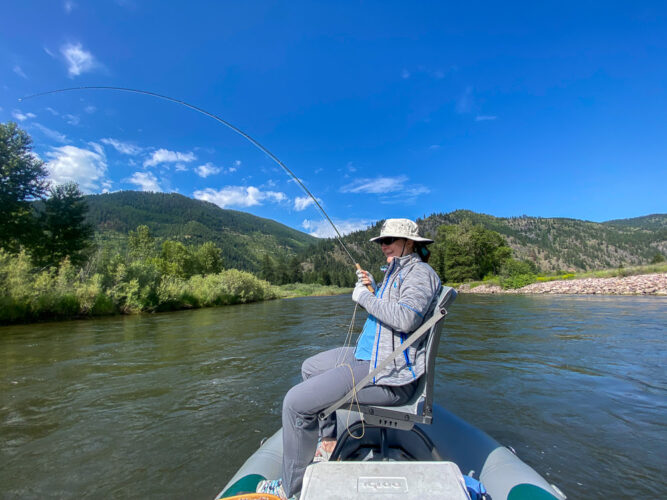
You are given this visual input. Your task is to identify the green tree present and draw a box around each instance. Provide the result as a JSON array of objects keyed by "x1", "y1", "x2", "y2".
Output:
[
  {"x1": 195, "y1": 242, "x2": 224, "y2": 275},
  {"x1": 0, "y1": 122, "x2": 49, "y2": 252},
  {"x1": 287, "y1": 256, "x2": 303, "y2": 283},
  {"x1": 35, "y1": 182, "x2": 94, "y2": 266},
  {"x1": 128, "y1": 225, "x2": 156, "y2": 259},
  {"x1": 651, "y1": 253, "x2": 665, "y2": 264},
  {"x1": 431, "y1": 221, "x2": 514, "y2": 282},
  {"x1": 260, "y1": 254, "x2": 276, "y2": 283},
  {"x1": 159, "y1": 240, "x2": 196, "y2": 278}
]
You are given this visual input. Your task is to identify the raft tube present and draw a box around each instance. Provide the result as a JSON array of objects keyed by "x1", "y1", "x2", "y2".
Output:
[{"x1": 216, "y1": 404, "x2": 566, "y2": 500}]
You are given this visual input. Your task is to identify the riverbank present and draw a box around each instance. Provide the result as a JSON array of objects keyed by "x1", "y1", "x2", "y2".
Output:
[{"x1": 458, "y1": 272, "x2": 667, "y2": 295}]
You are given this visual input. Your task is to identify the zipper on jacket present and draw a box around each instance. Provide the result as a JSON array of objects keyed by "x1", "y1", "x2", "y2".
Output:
[{"x1": 373, "y1": 260, "x2": 397, "y2": 383}]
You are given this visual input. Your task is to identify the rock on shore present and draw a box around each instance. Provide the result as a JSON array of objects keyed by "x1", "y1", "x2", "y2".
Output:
[{"x1": 458, "y1": 273, "x2": 667, "y2": 296}]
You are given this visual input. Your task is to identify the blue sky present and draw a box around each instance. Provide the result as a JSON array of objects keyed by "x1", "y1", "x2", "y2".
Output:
[{"x1": 1, "y1": 1, "x2": 665, "y2": 237}]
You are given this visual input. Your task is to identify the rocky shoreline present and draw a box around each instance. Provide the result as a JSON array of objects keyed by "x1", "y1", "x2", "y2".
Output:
[{"x1": 458, "y1": 273, "x2": 667, "y2": 296}]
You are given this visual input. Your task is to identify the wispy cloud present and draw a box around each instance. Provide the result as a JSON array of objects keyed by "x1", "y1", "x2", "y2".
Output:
[
  {"x1": 456, "y1": 86, "x2": 474, "y2": 114},
  {"x1": 84, "y1": 105, "x2": 96, "y2": 114},
  {"x1": 101, "y1": 138, "x2": 142, "y2": 155},
  {"x1": 340, "y1": 175, "x2": 429, "y2": 204},
  {"x1": 64, "y1": 113, "x2": 80, "y2": 125},
  {"x1": 60, "y1": 42, "x2": 97, "y2": 77},
  {"x1": 301, "y1": 218, "x2": 375, "y2": 238},
  {"x1": 341, "y1": 175, "x2": 409, "y2": 194},
  {"x1": 64, "y1": 0, "x2": 76, "y2": 13},
  {"x1": 12, "y1": 110, "x2": 36, "y2": 122},
  {"x1": 45, "y1": 144, "x2": 108, "y2": 193},
  {"x1": 144, "y1": 148, "x2": 196, "y2": 167},
  {"x1": 46, "y1": 107, "x2": 60, "y2": 116},
  {"x1": 32, "y1": 123, "x2": 68, "y2": 143},
  {"x1": 195, "y1": 162, "x2": 221, "y2": 178},
  {"x1": 128, "y1": 171, "x2": 162, "y2": 192},
  {"x1": 13, "y1": 65, "x2": 27, "y2": 79},
  {"x1": 401, "y1": 69, "x2": 411, "y2": 79},
  {"x1": 428, "y1": 144, "x2": 441, "y2": 150},
  {"x1": 475, "y1": 115, "x2": 497, "y2": 121},
  {"x1": 193, "y1": 186, "x2": 287, "y2": 208}
]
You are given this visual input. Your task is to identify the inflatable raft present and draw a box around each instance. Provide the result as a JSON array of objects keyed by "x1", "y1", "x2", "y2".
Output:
[
  {"x1": 215, "y1": 404, "x2": 566, "y2": 500},
  {"x1": 216, "y1": 287, "x2": 566, "y2": 499}
]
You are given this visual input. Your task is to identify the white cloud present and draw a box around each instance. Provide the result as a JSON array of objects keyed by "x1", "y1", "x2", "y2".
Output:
[
  {"x1": 13, "y1": 66, "x2": 27, "y2": 79},
  {"x1": 193, "y1": 186, "x2": 287, "y2": 208},
  {"x1": 341, "y1": 175, "x2": 410, "y2": 194},
  {"x1": 294, "y1": 196, "x2": 317, "y2": 211},
  {"x1": 101, "y1": 138, "x2": 142, "y2": 155},
  {"x1": 401, "y1": 69, "x2": 411, "y2": 79},
  {"x1": 44, "y1": 46, "x2": 55, "y2": 58},
  {"x1": 428, "y1": 144, "x2": 441, "y2": 150},
  {"x1": 32, "y1": 123, "x2": 68, "y2": 143},
  {"x1": 46, "y1": 107, "x2": 60, "y2": 116},
  {"x1": 301, "y1": 218, "x2": 374, "y2": 238},
  {"x1": 475, "y1": 115, "x2": 497, "y2": 121},
  {"x1": 12, "y1": 110, "x2": 36, "y2": 121},
  {"x1": 128, "y1": 171, "x2": 162, "y2": 192},
  {"x1": 174, "y1": 164, "x2": 188, "y2": 172},
  {"x1": 64, "y1": 0, "x2": 76, "y2": 12},
  {"x1": 84, "y1": 105, "x2": 96, "y2": 114},
  {"x1": 143, "y1": 148, "x2": 196, "y2": 167},
  {"x1": 64, "y1": 113, "x2": 80, "y2": 125},
  {"x1": 229, "y1": 160, "x2": 241, "y2": 173},
  {"x1": 60, "y1": 42, "x2": 97, "y2": 77},
  {"x1": 45, "y1": 144, "x2": 108, "y2": 193},
  {"x1": 340, "y1": 175, "x2": 429, "y2": 204},
  {"x1": 195, "y1": 162, "x2": 221, "y2": 178},
  {"x1": 456, "y1": 86, "x2": 474, "y2": 114}
]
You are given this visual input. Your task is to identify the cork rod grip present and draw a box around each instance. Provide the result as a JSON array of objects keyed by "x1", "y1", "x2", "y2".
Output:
[{"x1": 355, "y1": 263, "x2": 375, "y2": 293}]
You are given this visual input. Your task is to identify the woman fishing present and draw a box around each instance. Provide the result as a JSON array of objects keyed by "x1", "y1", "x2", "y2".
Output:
[{"x1": 257, "y1": 218, "x2": 442, "y2": 499}]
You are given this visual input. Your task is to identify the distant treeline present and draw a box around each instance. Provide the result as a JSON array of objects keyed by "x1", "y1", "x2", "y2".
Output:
[{"x1": 2, "y1": 121, "x2": 664, "y2": 324}]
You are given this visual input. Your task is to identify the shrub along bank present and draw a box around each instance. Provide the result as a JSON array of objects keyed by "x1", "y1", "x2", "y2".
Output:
[{"x1": 0, "y1": 250, "x2": 276, "y2": 324}]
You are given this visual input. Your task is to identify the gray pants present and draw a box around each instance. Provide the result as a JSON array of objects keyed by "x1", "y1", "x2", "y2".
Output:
[{"x1": 282, "y1": 347, "x2": 417, "y2": 497}]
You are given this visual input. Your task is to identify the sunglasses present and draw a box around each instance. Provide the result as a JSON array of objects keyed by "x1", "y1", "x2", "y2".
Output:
[{"x1": 376, "y1": 237, "x2": 403, "y2": 245}]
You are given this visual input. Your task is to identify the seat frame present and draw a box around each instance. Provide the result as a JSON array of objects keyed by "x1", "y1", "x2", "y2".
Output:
[{"x1": 320, "y1": 286, "x2": 457, "y2": 432}]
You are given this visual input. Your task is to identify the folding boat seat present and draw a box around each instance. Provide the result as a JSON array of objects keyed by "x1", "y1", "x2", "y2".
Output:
[
  {"x1": 321, "y1": 286, "x2": 457, "y2": 444},
  {"x1": 355, "y1": 285, "x2": 457, "y2": 431}
]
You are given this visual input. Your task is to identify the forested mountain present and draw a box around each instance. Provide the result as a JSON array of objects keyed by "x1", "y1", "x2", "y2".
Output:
[
  {"x1": 297, "y1": 211, "x2": 666, "y2": 282},
  {"x1": 84, "y1": 192, "x2": 665, "y2": 279},
  {"x1": 85, "y1": 191, "x2": 317, "y2": 271}
]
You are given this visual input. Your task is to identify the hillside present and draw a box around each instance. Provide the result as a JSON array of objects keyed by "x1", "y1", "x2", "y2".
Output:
[
  {"x1": 83, "y1": 192, "x2": 666, "y2": 277},
  {"x1": 415, "y1": 211, "x2": 666, "y2": 272},
  {"x1": 297, "y1": 211, "x2": 666, "y2": 279},
  {"x1": 84, "y1": 191, "x2": 317, "y2": 271}
]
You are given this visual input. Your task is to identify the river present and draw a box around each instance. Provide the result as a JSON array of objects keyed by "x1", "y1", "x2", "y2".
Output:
[{"x1": 1, "y1": 294, "x2": 665, "y2": 498}]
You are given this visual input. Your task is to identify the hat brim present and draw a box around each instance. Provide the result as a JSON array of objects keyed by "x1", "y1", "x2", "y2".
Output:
[{"x1": 369, "y1": 235, "x2": 434, "y2": 244}]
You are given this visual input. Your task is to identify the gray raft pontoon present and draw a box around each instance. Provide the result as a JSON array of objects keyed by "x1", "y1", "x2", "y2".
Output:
[{"x1": 216, "y1": 287, "x2": 567, "y2": 500}]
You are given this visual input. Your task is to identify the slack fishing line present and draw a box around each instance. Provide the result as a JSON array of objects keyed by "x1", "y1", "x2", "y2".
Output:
[{"x1": 20, "y1": 86, "x2": 369, "y2": 276}]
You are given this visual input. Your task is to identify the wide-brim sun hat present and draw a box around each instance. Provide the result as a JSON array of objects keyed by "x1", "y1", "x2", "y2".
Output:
[{"x1": 369, "y1": 218, "x2": 434, "y2": 244}]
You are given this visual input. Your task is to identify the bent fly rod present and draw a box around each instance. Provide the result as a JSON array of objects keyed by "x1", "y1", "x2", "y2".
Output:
[{"x1": 20, "y1": 86, "x2": 373, "y2": 290}]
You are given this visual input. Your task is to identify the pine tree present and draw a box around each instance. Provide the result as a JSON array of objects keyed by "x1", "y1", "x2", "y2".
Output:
[{"x1": 35, "y1": 182, "x2": 94, "y2": 267}]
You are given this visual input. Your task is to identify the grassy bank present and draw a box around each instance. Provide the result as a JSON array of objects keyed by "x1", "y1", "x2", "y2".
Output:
[{"x1": 273, "y1": 283, "x2": 353, "y2": 299}]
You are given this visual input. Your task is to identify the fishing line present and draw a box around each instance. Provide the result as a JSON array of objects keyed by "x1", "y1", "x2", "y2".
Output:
[{"x1": 19, "y1": 86, "x2": 361, "y2": 267}]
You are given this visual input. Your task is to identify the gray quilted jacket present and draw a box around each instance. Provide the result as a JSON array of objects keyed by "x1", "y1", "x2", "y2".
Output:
[{"x1": 356, "y1": 253, "x2": 441, "y2": 386}]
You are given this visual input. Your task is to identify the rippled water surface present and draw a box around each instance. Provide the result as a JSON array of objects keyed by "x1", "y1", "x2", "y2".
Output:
[{"x1": 1, "y1": 294, "x2": 665, "y2": 498}]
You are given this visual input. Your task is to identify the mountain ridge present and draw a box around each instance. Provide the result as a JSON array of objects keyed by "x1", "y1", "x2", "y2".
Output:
[{"x1": 84, "y1": 191, "x2": 666, "y2": 275}]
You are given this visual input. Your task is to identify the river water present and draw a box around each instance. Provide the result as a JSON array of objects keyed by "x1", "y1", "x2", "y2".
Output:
[{"x1": 1, "y1": 294, "x2": 665, "y2": 498}]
